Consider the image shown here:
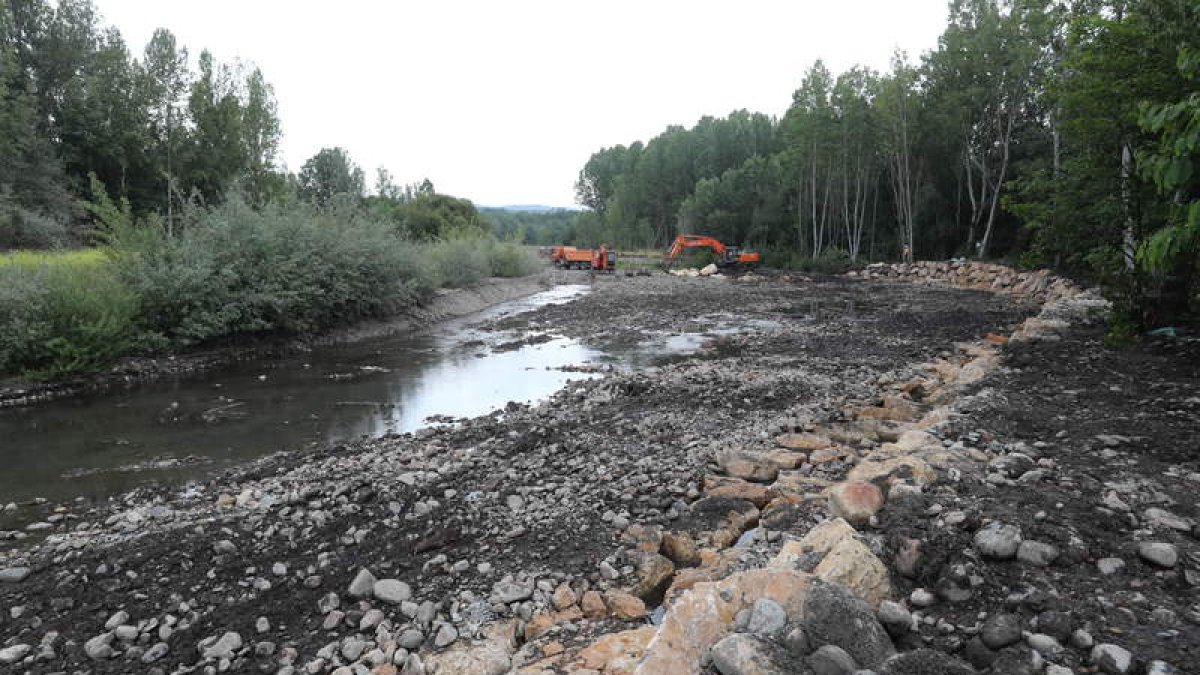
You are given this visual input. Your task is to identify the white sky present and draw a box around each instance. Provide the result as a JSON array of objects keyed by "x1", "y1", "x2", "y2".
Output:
[{"x1": 93, "y1": 0, "x2": 949, "y2": 207}]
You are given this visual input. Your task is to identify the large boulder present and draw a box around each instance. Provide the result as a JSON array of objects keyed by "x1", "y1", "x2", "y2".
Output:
[
  {"x1": 800, "y1": 580, "x2": 895, "y2": 668},
  {"x1": 876, "y1": 649, "x2": 977, "y2": 675}
]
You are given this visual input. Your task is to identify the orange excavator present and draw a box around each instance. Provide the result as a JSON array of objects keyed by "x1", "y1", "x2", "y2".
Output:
[{"x1": 663, "y1": 234, "x2": 761, "y2": 271}]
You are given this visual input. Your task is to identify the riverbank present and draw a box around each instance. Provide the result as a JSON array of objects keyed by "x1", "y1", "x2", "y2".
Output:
[
  {"x1": 1, "y1": 266, "x2": 1195, "y2": 674},
  {"x1": 0, "y1": 270, "x2": 558, "y2": 409}
]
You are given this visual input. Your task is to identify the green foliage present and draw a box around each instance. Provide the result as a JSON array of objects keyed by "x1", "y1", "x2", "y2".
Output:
[
  {"x1": 297, "y1": 147, "x2": 364, "y2": 206},
  {"x1": 0, "y1": 251, "x2": 137, "y2": 377}
]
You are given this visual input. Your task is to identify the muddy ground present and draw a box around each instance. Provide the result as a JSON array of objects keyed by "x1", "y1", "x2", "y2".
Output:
[{"x1": 0, "y1": 272, "x2": 1195, "y2": 674}]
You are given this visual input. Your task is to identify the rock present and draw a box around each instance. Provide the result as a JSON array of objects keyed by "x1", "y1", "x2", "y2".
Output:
[
  {"x1": 745, "y1": 598, "x2": 787, "y2": 636},
  {"x1": 1144, "y1": 507, "x2": 1192, "y2": 531},
  {"x1": 1026, "y1": 633, "x2": 1063, "y2": 658},
  {"x1": 909, "y1": 588, "x2": 936, "y2": 607},
  {"x1": 434, "y1": 624, "x2": 458, "y2": 648},
  {"x1": 630, "y1": 552, "x2": 675, "y2": 600},
  {"x1": 847, "y1": 455, "x2": 936, "y2": 487},
  {"x1": 491, "y1": 580, "x2": 533, "y2": 604},
  {"x1": 201, "y1": 631, "x2": 243, "y2": 660},
  {"x1": 783, "y1": 627, "x2": 811, "y2": 655},
  {"x1": 551, "y1": 582, "x2": 576, "y2": 610},
  {"x1": 256, "y1": 616, "x2": 270, "y2": 633},
  {"x1": 398, "y1": 629, "x2": 424, "y2": 650},
  {"x1": 581, "y1": 590, "x2": 607, "y2": 618},
  {"x1": 813, "y1": 535, "x2": 891, "y2": 607},
  {"x1": 605, "y1": 591, "x2": 647, "y2": 619},
  {"x1": 360, "y1": 609, "x2": 385, "y2": 630},
  {"x1": 662, "y1": 531, "x2": 701, "y2": 567},
  {"x1": 318, "y1": 592, "x2": 340, "y2": 613},
  {"x1": 374, "y1": 579, "x2": 412, "y2": 604},
  {"x1": 1070, "y1": 628, "x2": 1094, "y2": 649},
  {"x1": 771, "y1": 518, "x2": 858, "y2": 570},
  {"x1": 1016, "y1": 540, "x2": 1059, "y2": 566},
  {"x1": 981, "y1": 613, "x2": 1023, "y2": 649},
  {"x1": 990, "y1": 645, "x2": 1041, "y2": 675},
  {"x1": 1147, "y1": 660, "x2": 1181, "y2": 675},
  {"x1": 710, "y1": 633, "x2": 796, "y2": 675},
  {"x1": 828, "y1": 481, "x2": 885, "y2": 526},
  {"x1": 894, "y1": 538, "x2": 922, "y2": 578},
  {"x1": 809, "y1": 644, "x2": 857, "y2": 674},
  {"x1": 0, "y1": 644, "x2": 30, "y2": 664},
  {"x1": 876, "y1": 649, "x2": 975, "y2": 675},
  {"x1": 961, "y1": 638, "x2": 997, "y2": 670},
  {"x1": 877, "y1": 601, "x2": 912, "y2": 637},
  {"x1": 141, "y1": 642, "x2": 170, "y2": 663},
  {"x1": 104, "y1": 610, "x2": 130, "y2": 630},
  {"x1": 1138, "y1": 542, "x2": 1178, "y2": 568},
  {"x1": 1091, "y1": 643, "x2": 1133, "y2": 674},
  {"x1": 973, "y1": 521, "x2": 1022, "y2": 559},
  {"x1": 0, "y1": 567, "x2": 31, "y2": 583},
  {"x1": 85, "y1": 633, "x2": 115, "y2": 660},
  {"x1": 212, "y1": 539, "x2": 237, "y2": 554},
  {"x1": 423, "y1": 637, "x2": 510, "y2": 675},
  {"x1": 801, "y1": 580, "x2": 895, "y2": 668},
  {"x1": 1034, "y1": 611, "x2": 1073, "y2": 640},
  {"x1": 349, "y1": 568, "x2": 377, "y2": 597},
  {"x1": 1097, "y1": 558, "x2": 1125, "y2": 575},
  {"x1": 575, "y1": 626, "x2": 656, "y2": 672}
]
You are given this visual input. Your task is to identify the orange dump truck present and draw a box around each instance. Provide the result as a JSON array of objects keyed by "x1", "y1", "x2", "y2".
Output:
[{"x1": 551, "y1": 245, "x2": 617, "y2": 272}]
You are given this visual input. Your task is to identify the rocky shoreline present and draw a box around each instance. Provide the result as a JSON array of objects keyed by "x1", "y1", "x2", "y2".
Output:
[{"x1": 2, "y1": 264, "x2": 1197, "y2": 675}]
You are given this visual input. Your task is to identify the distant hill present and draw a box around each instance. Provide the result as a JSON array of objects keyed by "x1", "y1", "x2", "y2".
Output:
[{"x1": 483, "y1": 204, "x2": 582, "y2": 213}]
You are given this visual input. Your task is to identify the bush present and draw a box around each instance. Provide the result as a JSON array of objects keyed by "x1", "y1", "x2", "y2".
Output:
[
  {"x1": 762, "y1": 247, "x2": 858, "y2": 274},
  {"x1": 0, "y1": 256, "x2": 137, "y2": 378},
  {"x1": 423, "y1": 238, "x2": 492, "y2": 289},
  {"x1": 484, "y1": 240, "x2": 539, "y2": 278}
]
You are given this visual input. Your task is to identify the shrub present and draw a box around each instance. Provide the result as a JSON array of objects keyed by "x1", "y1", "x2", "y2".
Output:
[
  {"x1": 423, "y1": 238, "x2": 492, "y2": 289},
  {"x1": 484, "y1": 240, "x2": 539, "y2": 278},
  {"x1": 0, "y1": 257, "x2": 137, "y2": 377}
]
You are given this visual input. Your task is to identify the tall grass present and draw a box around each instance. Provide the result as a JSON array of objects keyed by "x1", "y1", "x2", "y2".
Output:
[{"x1": 0, "y1": 200, "x2": 539, "y2": 378}]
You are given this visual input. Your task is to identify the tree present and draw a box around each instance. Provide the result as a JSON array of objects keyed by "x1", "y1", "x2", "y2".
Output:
[
  {"x1": 239, "y1": 67, "x2": 282, "y2": 205},
  {"x1": 141, "y1": 27, "x2": 189, "y2": 229},
  {"x1": 297, "y1": 147, "x2": 364, "y2": 205},
  {"x1": 877, "y1": 53, "x2": 921, "y2": 260},
  {"x1": 183, "y1": 50, "x2": 246, "y2": 203}
]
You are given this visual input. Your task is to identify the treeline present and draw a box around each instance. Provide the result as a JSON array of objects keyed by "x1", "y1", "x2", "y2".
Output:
[
  {"x1": 0, "y1": 0, "x2": 538, "y2": 378},
  {"x1": 575, "y1": 0, "x2": 1199, "y2": 325}
]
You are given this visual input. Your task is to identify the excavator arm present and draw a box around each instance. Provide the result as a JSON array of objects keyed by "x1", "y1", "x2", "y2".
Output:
[{"x1": 663, "y1": 234, "x2": 758, "y2": 270}]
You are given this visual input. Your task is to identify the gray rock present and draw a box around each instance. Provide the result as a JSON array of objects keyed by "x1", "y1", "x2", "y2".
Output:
[
  {"x1": 710, "y1": 633, "x2": 795, "y2": 675},
  {"x1": 745, "y1": 598, "x2": 787, "y2": 636},
  {"x1": 201, "y1": 631, "x2": 243, "y2": 660},
  {"x1": 877, "y1": 601, "x2": 912, "y2": 637},
  {"x1": 1097, "y1": 558, "x2": 1125, "y2": 575},
  {"x1": 909, "y1": 588, "x2": 936, "y2": 607},
  {"x1": 348, "y1": 567, "x2": 377, "y2": 597},
  {"x1": 141, "y1": 642, "x2": 169, "y2": 663},
  {"x1": 360, "y1": 609, "x2": 385, "y2": 630},
  {"x1": 85, "y1": 633, "x2": 115, "y2": 660},
  {"x1": 0, "y1": 567, "x2": 31, "y2": 583},
  {"x1": 1070, "y1": 628, "x2": 1094, "y2": 649},
  {"x1": 256, "y1": 616, "x2": 270, "y2": 633},
  {"x1": 990, "y1": 645, "x2": 1041, "y2": 675},
  {"x1": 1025, "y1": 633, "x2": 1063, "y2": 658},
  {"x1": 801, "y1": 580, "x2": 895, "y2": 668},
  {"x1": 981, "y1": 613, "x2": 1022, "y2": 649},
  {"x1": 0, "y1": 644, "x2": 30, "y2": 664},
  {"x1": 1138, "y1": 542, "x2": 1178, "y2": 568},
  {"x1": 104, "y1": 610, "x2": 130, "y2": 630},
  {"x1": 1147, "y1": 660, "x2": 1181, "y2": 675},
  {"x1": 490, "y1": 580, "x2": 533, "y2": 604},
  {"x1": 374, "y1": 579, "x2": 412, "y2": 604},
  {"x1": 341, "y1": 637, "x2": 366, "y2": 661},
  {"x1": 317, "y1": 592, "x2": 340, "y2": 614},
  {"x1": 974, "y1": 521, "x2": 1022, "y2": 559},
  {"x1": 783, "y1": 627, "x2": 811, "y2": 655},
  {"x1": 1016, "y1": 540, "x2": 1059, "y2": 566},
  {"x1": 877, "y1": 649, "x2": 975, "y2": 675},
  {"x1": 114, "y1": 625, "x2": 138, "y2": 641},
  {"x1": 434, "y1": 624, "x2": 458, "y2": 648},
  {"x1": 1144, "y1": 507, "x2": 1191, "y2": 531},
  {"x1": 1045, "y1": 666, "x2": 1073, "y2": 675},
  {"x1": 809, "y1": 644, "x2": 857, "y2": 675},
  {"x1": 212, "y1": 539, "x2": 237, "y2": 555},
  {"x1": 1091, "y1": 643, "x2": 1133, "y2": 674},
  {"x1": 398, "y1": 629, "x2": 424, "y2": 650}
]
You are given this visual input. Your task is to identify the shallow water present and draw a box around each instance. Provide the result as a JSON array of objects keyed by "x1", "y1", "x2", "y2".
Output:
[{"x1": 0, "y1": 283, "x2": 754, "y2": 521}]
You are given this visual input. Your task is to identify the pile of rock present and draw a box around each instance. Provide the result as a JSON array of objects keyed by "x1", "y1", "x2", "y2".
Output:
[{"x1": 849, "y1": 261, "x2": 1080, "y2": 305}]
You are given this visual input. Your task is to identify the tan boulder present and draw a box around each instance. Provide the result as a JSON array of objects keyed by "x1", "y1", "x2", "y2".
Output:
[
  {"x1": 702, "y1": 476, "x2": 772, "y2": 507},
  {"x1": 629, "y1": 552, "x2": 675, "y2": 600},
  {"x1": 719, "y1": 454, "x2": 779, "y2": 482},
  {"x1": 524, "y1": 613, "x2": 555, "y2": 641},
  {"x1": 580, "y1": 590, "x2": 606, "y2": 619},
  {"x1": 576, "y1": 626, "x2": 656, "y2": 672},
  {"x1": 635, "y1": 569, "x2": 813, "y2": 675},
  {"x1": 770, "y1": 518, "x2": 857, "y2": 570},
  {"x1": 813, "y1": 536, "x2": 891, "y2": 607},
  {"x1": 620, "y1": 523, "x2": 663, "y2": 553},
  {"x1": 661, "y1": 531, "x2": 701, "y2": 567},
  {"x1": 827, "y1": 481, "x2": 885, "y2": 525},
  {"x1": 605, "y1": 591, "x2": 647, "y2": 620},
  {"x1": 424, "y1": 638, "x2": 512, "y2": 675},
  {"x1": 775, "y1": 432, "x2": 832, "y2": 451},
  {"x1": 769, "y1": 472, "x2": 832, "y2": 500},
  {"x1": 552, "y1": 583, "x2": 577, "y2": 610},
  {"x1": 847, "y1": 455, "x2": 935, "y2": 487}
]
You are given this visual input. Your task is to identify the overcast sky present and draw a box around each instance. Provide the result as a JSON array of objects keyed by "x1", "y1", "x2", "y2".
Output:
[{"x1": 93, "y1": 0, "x2": 950, "y2": 207}]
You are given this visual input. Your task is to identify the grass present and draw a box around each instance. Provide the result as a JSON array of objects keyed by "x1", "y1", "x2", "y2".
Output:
[{"x1": 0, "y1": 248, "x2": 107, "y2": 269}]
